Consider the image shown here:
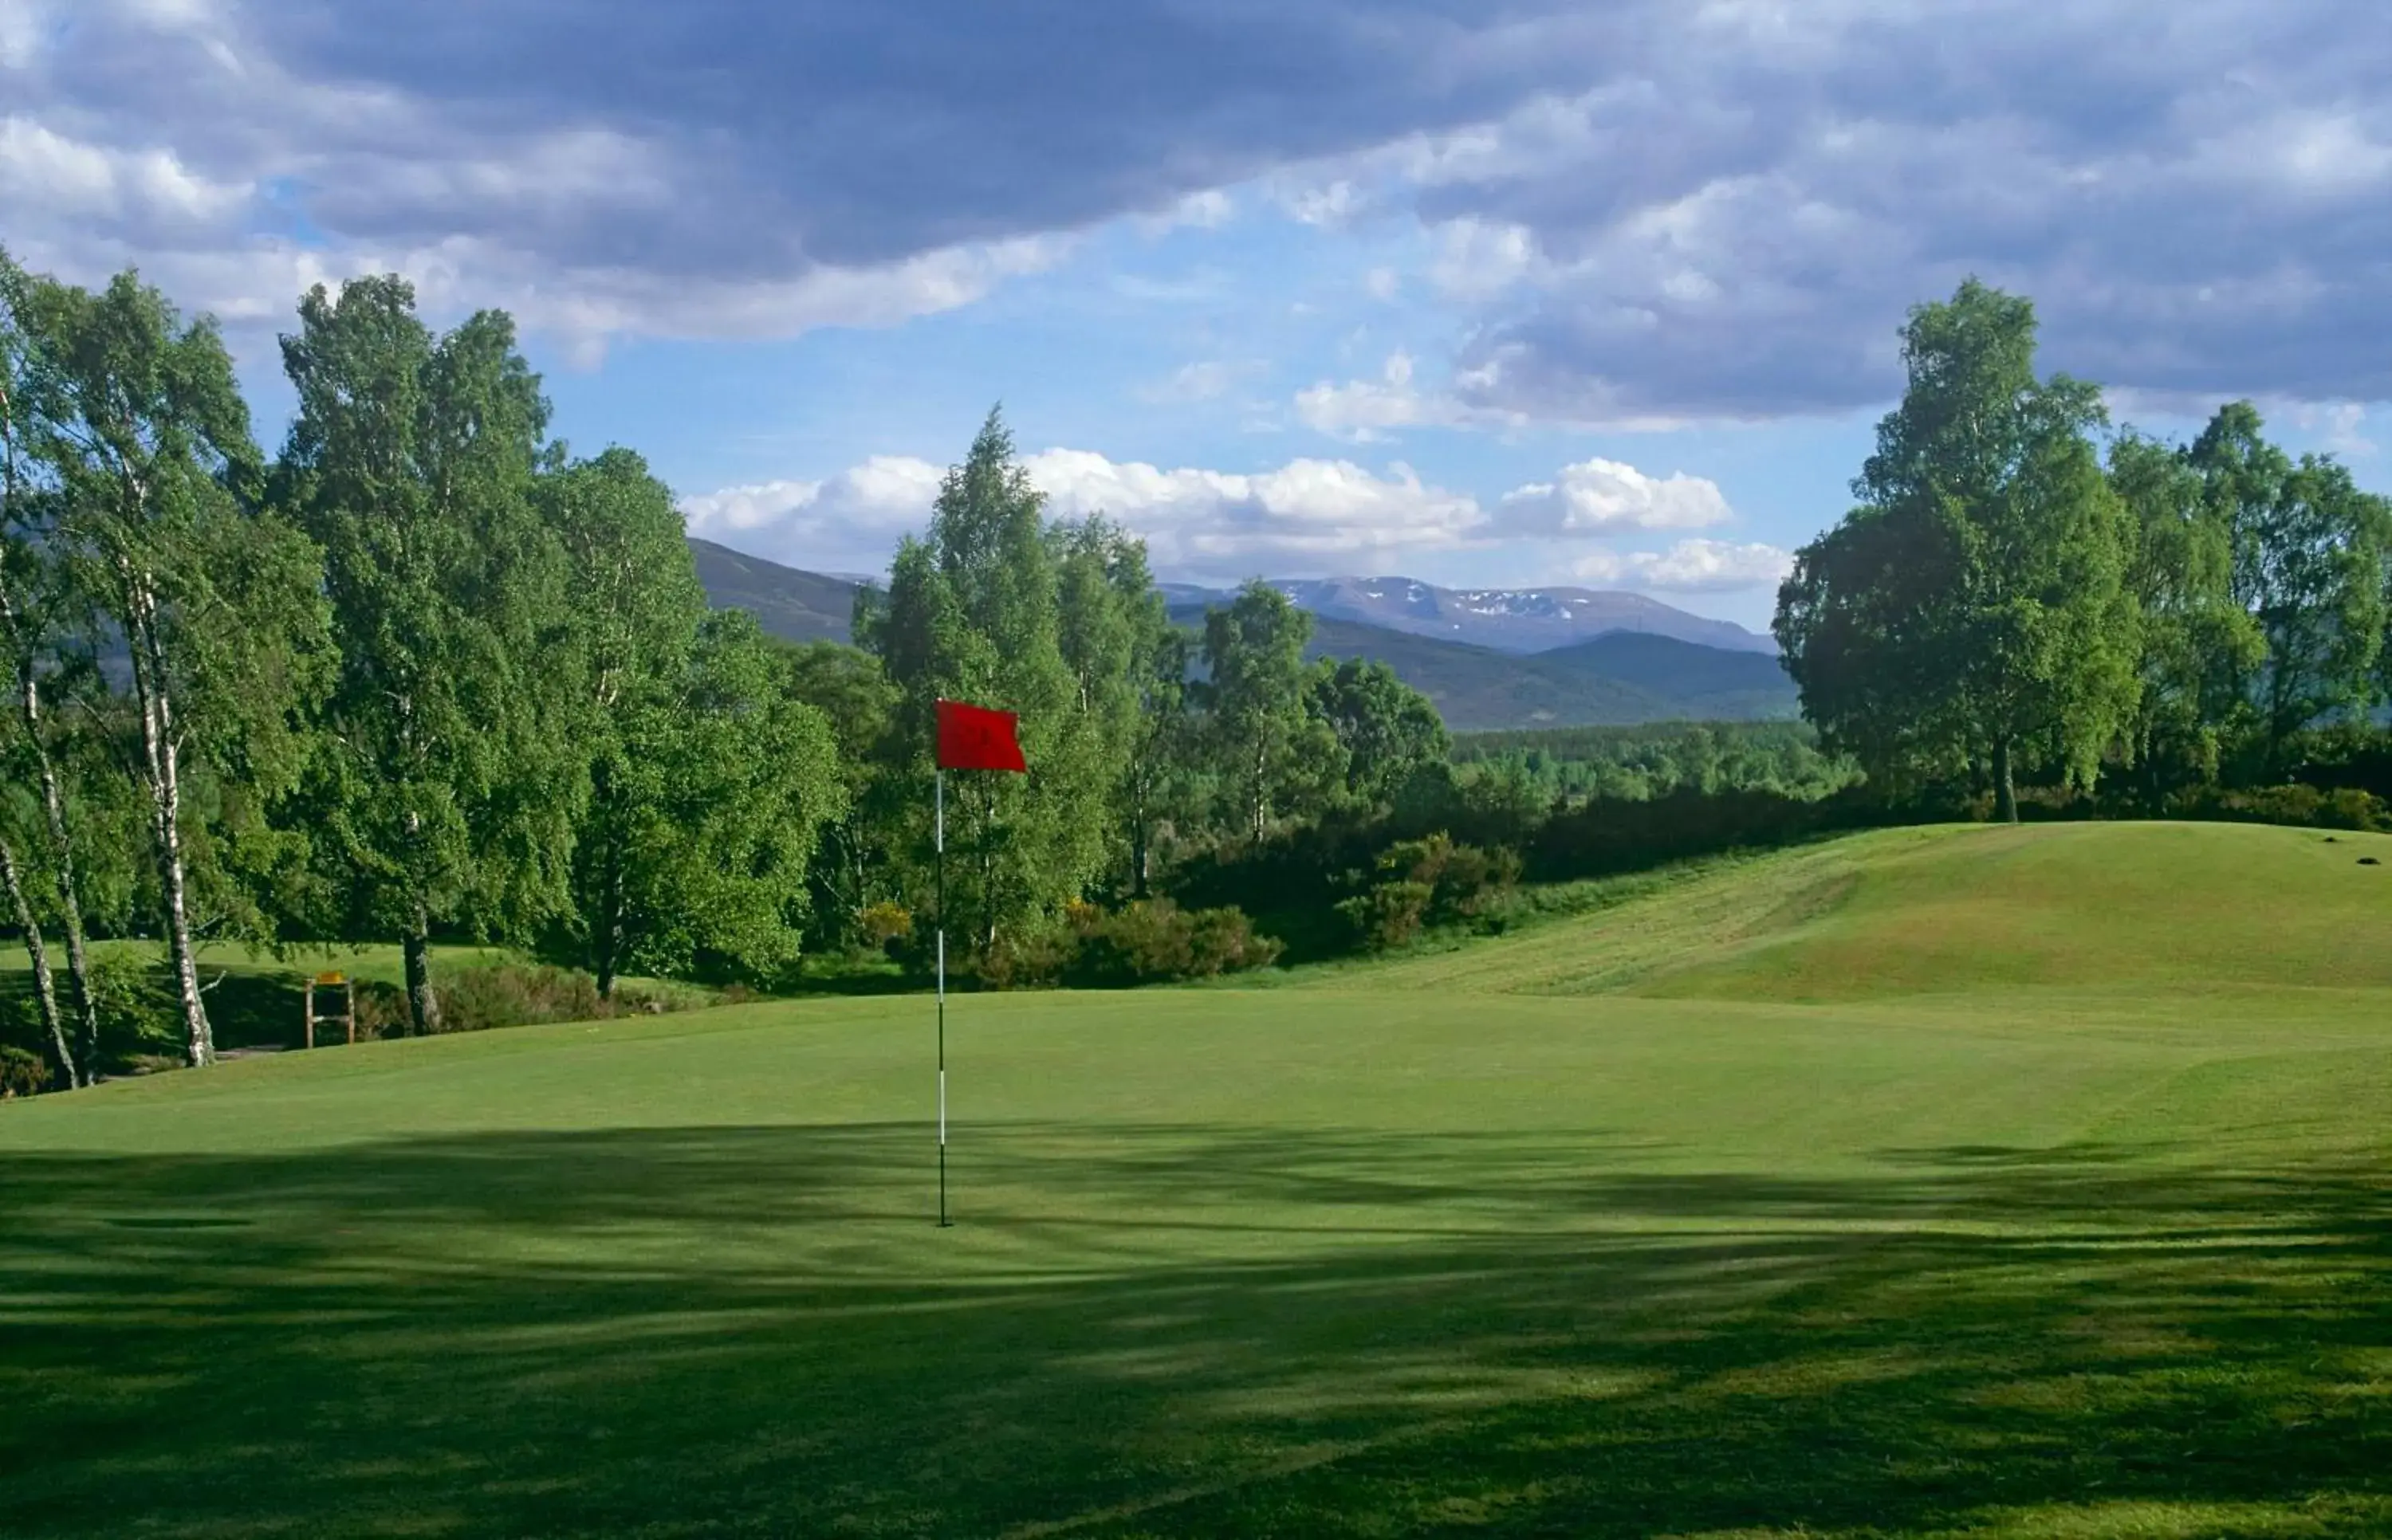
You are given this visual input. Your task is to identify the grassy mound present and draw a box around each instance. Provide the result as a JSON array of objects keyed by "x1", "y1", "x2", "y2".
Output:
[{"x1": 1355, "y1": 820, "x2": 2392, "y2": 1002}]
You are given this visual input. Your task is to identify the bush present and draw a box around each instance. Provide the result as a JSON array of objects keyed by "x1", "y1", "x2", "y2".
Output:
[
  {"x1": 859, "y1": 901, "x2": 913, "y2": 947},
  {"x1": 2172, "y1": 783, "x2": 2389, "y2": 833},
  {"x1": 352, "y1": 963, "x2": 690, "y2": 1038},
  {"x1": 86, "y1": 952, "x2": 182, "y2": 1060},
  {"x1": 1335, "y1": 833, "x2": 1522, "y2": 951},
  {"x1": 0, "y1": 1044, "x2": 52, "y2": 1098},
  {"x1": 1063, "y1": 899, "x2": 1284, "y2": 986},
  {"x1": 1335, "y1": 879, "x2": 1434, "y2": 951},
  {"x1": 967, "y1": 901, "x2": 1285, "y2": 990}
]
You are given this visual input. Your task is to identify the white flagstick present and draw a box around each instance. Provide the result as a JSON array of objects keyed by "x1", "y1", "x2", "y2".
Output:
[{"x1": 935, "y1": 767, "x2": 950, "y2": 1228}]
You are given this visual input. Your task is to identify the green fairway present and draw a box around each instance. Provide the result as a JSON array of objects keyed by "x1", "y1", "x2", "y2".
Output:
[{"x1": 4, "y1": 823, "x2": 2391, "y2": 1537}]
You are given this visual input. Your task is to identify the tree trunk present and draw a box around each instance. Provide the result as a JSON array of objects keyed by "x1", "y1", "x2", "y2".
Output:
[
  {"x1": 6, "y1": 623, "x2": 103, "y2": 1085},
  {"x1": 1128, "y1": 780, "x2": 1150, "y2": 901},
  {"x1": 403, "y1": 905, "x2": 441, "y2": 1035},
  {"x1": 595, "y1": 839, "x2": 622, "y2": 1002},
  {"x1": 124, "y1": 578, "x2": 213, "y2": 1068},
  {"x1": 1, "y1": 834, "x2": 76, "y2": 1088},
  {"x1": 1993, "y1": 734, "x2": 2019, "y2": 824}
]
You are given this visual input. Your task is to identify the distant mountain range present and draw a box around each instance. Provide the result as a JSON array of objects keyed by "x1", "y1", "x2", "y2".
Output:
[
  {"x1": 690, "y1": 539, "x2": 1796, "y2": 730},
  {"x1": 1160, "y1": 576, "x2": 1776, "y2": 655}
]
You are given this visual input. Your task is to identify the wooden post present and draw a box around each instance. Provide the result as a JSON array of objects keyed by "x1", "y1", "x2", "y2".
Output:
[{"x1": 304, "y1": 979, "x2": 315, "y2": 1050}]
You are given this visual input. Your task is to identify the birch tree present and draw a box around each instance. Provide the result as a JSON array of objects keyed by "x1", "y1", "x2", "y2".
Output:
[
  {"x1": 15, "y1": 265, "x2": 328, "y2": 1067},
  {"x1": 278, "y1": 277, "x2": 580, "y2": 1032}
]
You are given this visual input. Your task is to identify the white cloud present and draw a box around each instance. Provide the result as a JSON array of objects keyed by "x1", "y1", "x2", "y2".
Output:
[
  {"x1": 0, "y1": 116, "x2": 249, "y2": 223},
  {"x1": 1575, "y1": 538, "x2": 1793, "y2": 591},
  {"x1": 685, "y1": 443, "x2": 1769, "y2": 587},
  {"x1": 1135, "y1": 359, "x2": 1261, "y2": 404},
  {"x1": 1429, "y1": 217, "x2": 1540, "y2": 300},
  {"x1": 1023, "y1": 450, "x2": 1482, "y2": 575},
  {"x1": 2293, "y1": 401, "x2": 2378, "y2": 458},
  {"x1": 1494, "y1": 458, "x2": 1734, "y2": 535},
  {"x1": 1135, "y1": 187, "x2": 1235, "y2": 234},
  {"x1": 1294, "y1": 351, "x2": 1528, "y2": 441},
  {"x1": 1274, "y1": 177, "x2": 1365, "y2": 227},
  {"x1": 679, "y1": 456, "x2": 948, "y2": 570},
  {"x1": 1363, "y1": 266, "x2": 1400, "y2": 302}
]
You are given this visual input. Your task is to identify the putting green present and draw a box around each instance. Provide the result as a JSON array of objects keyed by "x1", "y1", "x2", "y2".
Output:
[{"x1": 2, "y1": 822, "x2": 2389, "y2": 1537}]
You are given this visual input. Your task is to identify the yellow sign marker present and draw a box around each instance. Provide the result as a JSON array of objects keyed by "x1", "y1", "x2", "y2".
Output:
[{"x1": 313, "y1": 972, "x2": 346, "y2": 986}]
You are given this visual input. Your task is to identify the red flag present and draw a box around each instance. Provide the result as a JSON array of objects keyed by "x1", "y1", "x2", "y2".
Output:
[{"x1": 935, "y1": 698, "x2": 1026, "y2": 772}]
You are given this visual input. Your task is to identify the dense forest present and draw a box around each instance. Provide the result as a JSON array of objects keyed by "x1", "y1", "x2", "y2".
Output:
[{"x1": 3, "y1": 257, "x2": 2389, "y2": 1093}]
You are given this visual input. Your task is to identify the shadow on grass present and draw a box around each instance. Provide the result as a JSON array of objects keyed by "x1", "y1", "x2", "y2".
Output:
[{"x1": 1, "y1": 1124, "x2": 2387, "y2": 1538}]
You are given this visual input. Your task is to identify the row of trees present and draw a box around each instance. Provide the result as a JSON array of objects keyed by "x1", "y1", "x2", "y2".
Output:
[
  {"x1": 1, "y1": 256, "x2": 1456, "y2": 1088},
  {"x1": 1778, "y1": 280, "x2": 2391, "y2": 819},
  {"x1": 0, "y1": 259, "x2": 853, "y2": 1082}
]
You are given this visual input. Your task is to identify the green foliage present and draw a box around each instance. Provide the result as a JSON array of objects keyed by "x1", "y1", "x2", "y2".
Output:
[
  {"x1": 2170, "y1": 782, "x2": 2388, "y2": 834},
  {"x1": 0, "y1": 1043, "x2": 47, "y2": 1096},
  {"x1": 2107, "y1": 428, "x2": 2264, "y2": 796},
  {"x1": 781, "y1": 639, "x2": 903, "y2": 941},
  {"x1": 5, "y1": 253, "x2": 332, "y2": 1066},
  {"x1": 858, "y1": 408, "x2": 1119, "y2": 954},
  {"x1": 350, "y1": 962, "x2": 689, "y2": 1039},
  {"x1": 1306, "y1": 656, "x2": 1448, "y2": 808},
  {"x1": 1450, "y1": 721, "x2": 1859, "y2": 803},
  {"x1": 278, "y1": 275, "x2": 580, "y2": 1030},
  {"x1": 1335, "y1": 833, "x2": 1521, "y2": 951},
  {"x1": 1061, "y1": 898, "x2": 1284, "y2": 986},
  {"x1": 542, "y1": 451, "x2": 842, "y2": 993},
  {"x1": 1202, "y1": 581, "x2": 1343, "y2": 836},
  {"x1": 1778, "y1": 279, "x2": 2140, "y2": 820}
]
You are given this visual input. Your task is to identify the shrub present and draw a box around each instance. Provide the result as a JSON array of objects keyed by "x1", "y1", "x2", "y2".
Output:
[
  {"x1": 2172, "y1": 783, "x2": 2389, "y2": 833},
  {"x1": 86, "y1": 952, "x2": 181, "y2": 1059},
  {"x1": 349, "y1": 963, "x2": 691, "y2": 1038},
  {"x1": 858, "y1": 901, "x2": 914, "y2": 947},
  {"x1": 0, "y1": 1044, "x2": 52, "y2": 1098},
  {"x1": 1335, "y1": 833, "x2": 1522, "y2": 951},
  {"x1": 1062, "y1": 899, "x2": 1284, "y2": 986},
  {"x1": 974, "y1": 925, "x2": 1073, "y2": 991},
  {"x1": 1334, "y1": 879, "x2": 1434, "y2": 951}
]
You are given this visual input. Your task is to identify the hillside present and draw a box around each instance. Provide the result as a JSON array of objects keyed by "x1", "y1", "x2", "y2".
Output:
[
  {"x1": 687, "y1": 537, "x2": 860, "y2": 643},
  {"x1": 690, "y1": 539, "x2": 1796, "y2": 726},
  {"x1": 1346, "y1": 820, "x2": 2392, "y2": 1001},
  {"x1": 1169, "y1": 605, "x2": 1797, "y2": 729}
]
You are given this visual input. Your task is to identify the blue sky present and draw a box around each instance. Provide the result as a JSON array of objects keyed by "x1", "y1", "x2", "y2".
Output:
[{"x1": 6, "y1": 0, "x2": 2387, "y2": 632}]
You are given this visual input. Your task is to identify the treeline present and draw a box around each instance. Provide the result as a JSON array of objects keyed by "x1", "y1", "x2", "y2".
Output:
[
  {"x1": 1450, "y1": 722, "x2": 1861, "y2": 803},
  {"x1": 1778, "y1": 279, "x2": 2392, "y2": 820},
  {"x1": 0, "y1": 257, "x2": 1459, "y2": 1090}
]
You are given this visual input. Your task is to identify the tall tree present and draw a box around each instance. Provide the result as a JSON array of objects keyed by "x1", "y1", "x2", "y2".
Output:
[
  {"x1": 1052, "y1": 514, "x2": 1166, "y2": 893},
  {"x1": 1776, "y1": 279, "x2": 2139, "y2": 820},
  {"x1": 859, "y1": 408, "x2": 1108, "y2": 953},
  {"x1": 279, "y1": 277, "x2": 582, "y2": 1033},
  {"x1": 2188, "y1": 403, "x2": 2389, "y2": 761},
  {"x1": 17, "y1": 265, "x2": 329, "y2": 1066},
  {"x1": 1200, "y1": 582, "x2": 1339, "y2": 837},
  {"x1": 2107, "y1": 428, "x2": 2264, "y2": 796},
  {"x1": 783, "y1": 638, "x2": 902, "y2": 949},
  {"x1": 1305, "y1": 657, "x2": 1448, "y2": 809},
  {"x1": 0, "y1": 252, "x2": 99, "y2": 1083}
]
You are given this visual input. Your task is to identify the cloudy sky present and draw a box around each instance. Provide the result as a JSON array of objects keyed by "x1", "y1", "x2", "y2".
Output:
[{"x1": 7, "y1": 0, "x2": 2387, "y2": 630}]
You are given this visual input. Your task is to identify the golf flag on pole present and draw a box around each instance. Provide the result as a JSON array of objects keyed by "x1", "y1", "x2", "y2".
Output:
[
  {"x1": 932, "y1": 697, "x2": 1026, "y2": 1228},
  {"x1": 935, "y1": 697, "x2": 1026, "y2": 772}
]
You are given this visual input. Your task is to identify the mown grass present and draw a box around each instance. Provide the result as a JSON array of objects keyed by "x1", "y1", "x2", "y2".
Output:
[{"x1": 1, "y1": 821, "x2": 2388, "y2": 1537}]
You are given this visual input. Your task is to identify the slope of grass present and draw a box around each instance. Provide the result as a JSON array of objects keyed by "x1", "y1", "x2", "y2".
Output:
[
  {"x1": 2, "y1": 821, "x2": 2389, "y2": 1536},
  {"x1": 1354, "y1": 820, "x2": 2392, "y2": 1001}
]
